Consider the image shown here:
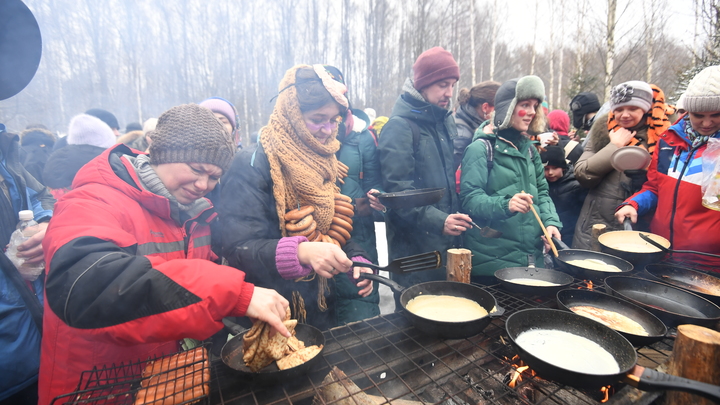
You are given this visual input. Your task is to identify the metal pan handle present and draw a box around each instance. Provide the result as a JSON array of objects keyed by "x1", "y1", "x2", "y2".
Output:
[
  {"x1": 630, "y1": 367, "x2": 720, "y2": 402},
  {"x1": 552, "y1": 237, "x2": 570, "y2": 250},
  {"x1": 359, "y1": 273, "x2": 405, "y2": 294},
  {"x1": 623, "y1": 218, "x2": 633, "y2": 231}
]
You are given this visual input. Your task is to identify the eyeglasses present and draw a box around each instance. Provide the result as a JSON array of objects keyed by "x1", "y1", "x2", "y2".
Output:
[{"x1": 305, "y1": 117, "x2": 340, "y2": 132}]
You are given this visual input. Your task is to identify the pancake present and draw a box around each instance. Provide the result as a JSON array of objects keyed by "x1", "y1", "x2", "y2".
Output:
[
  {"x1": 566, "y1": 259, "x2": 622, "y2": 272},
  {"x1": 570, "y1": 305, "x2": 649, "y2": 336},
  {"x1": 516, "y1": 329, "x2": 620, "y2": 374},
  {"x1": 508, "y1": 278, "x2": 560, "y2": 287},
  {"x1": 406, "y1": 295, "x2": 488, "y2": 322}
]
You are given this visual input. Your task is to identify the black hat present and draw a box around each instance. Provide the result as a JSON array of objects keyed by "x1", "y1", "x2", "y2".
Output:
[
  {"x1": 125, "y1": 122, "x2": 142, "y2": 133},
  {"x1": 569, "y1": 92, "x2": 601, "y2": 129},
  {"x1": 85, "y1": 108, "x2": 120, "y2": 130},
  {"x1": 0, "y1": 0, "x2": 42, "y2": 100},
  {"x1": 540, "y1": 145, "x2": 567, "y2": 169}
]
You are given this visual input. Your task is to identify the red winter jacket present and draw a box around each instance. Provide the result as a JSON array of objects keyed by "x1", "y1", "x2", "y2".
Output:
[
  {"x1": 39, "y1": 145, "x2": 255, "y2": 404},
  {"x1": 622, "y1": 118, "x2": 720, "y2": 269}
]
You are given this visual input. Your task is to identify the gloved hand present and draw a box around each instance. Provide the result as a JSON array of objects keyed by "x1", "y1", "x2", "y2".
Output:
[{"x1": 624, "y1": 169, "x2": 648, "y2": 192}]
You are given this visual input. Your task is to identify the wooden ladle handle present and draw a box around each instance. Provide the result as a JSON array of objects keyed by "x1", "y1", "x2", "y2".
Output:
[{"x1": 523, "y1": 190, "x2": 558, "y2": 257}]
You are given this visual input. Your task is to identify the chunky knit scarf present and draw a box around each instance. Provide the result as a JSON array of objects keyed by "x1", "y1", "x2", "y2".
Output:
[
  {"x1": 607, "y1": 84, "x2": 676, "y2": 154},
  {"x1": 261, "y1": 65, "x2": 344, "y2": 236}
]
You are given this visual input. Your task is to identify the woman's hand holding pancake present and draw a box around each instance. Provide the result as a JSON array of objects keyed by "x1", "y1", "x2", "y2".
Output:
[{"x1": 246, "y1": 286, "x2": 291, "y2": 337}]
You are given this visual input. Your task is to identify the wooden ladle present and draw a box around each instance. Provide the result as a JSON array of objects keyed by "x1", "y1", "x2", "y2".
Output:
[{"x1": 522, "y1": 190, "x2": 559, "y2": 257}]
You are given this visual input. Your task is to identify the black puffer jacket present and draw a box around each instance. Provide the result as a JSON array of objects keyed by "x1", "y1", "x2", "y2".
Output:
[
  {"x1": 454, "y1": 103, "x2": 485, "y2": 170},
  {"x1": 219, "y1": 143, "x2": 368, "y2": 330},
  {"x1": 547, "y1": 167, "x2": 588, "y2": 245},
  {"x1": 42, "y1": 144, "x2": 106, "y2": 190}
]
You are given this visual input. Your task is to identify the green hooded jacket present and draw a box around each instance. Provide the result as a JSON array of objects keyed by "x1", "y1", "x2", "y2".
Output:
[{"x1": 459, "y1": 126, "x2": 561, "y2": 276}]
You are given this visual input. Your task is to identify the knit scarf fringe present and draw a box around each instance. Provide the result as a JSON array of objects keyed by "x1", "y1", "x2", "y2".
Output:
[{"x1": 607, "y1": 84, "x2": 676, "y2": 154}]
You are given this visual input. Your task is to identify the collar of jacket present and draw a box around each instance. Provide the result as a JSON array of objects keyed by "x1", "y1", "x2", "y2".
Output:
[{"x1": 457, "y1": 102, "x2": 484, "y2": 128}]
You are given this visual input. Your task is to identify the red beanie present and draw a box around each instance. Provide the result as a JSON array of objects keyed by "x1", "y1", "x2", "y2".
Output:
[
  {"x1": 413, "y1": 47, "x2": 460, "y2": 91},
  {"x1": 547, "y1": 109, "x2": 570, "y2": 136}
]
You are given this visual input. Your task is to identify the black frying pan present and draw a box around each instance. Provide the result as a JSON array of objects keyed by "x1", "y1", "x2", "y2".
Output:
[
  {"x1": 494, "y1": 266, "x2": 574, "y2": 297},
  {"x1": 220, "y1": 318, "x2": 325, "y2": 384},
  {"x1": 644, "y1": 263, "x2": 720, "y2": 305},
  {"x1": 371, "y1": 188, "x2": 445, "y2": 209},
  {"x1": 604, "y1": 276, "x2": 720, "y2": 328},
  {"x1": 360, "y1": 273, "x2": 504, "y2": 339},
  {"x1": 556, "y1": 289, "x2": 668, "y2": 347},
  {"x1": 506, "y1": 308, "x2": 720, "y2": 401},
  {"x1": 598, "y1": 221, "x2": 670, "y2": 265},
  {"x1": 552, "y1": 237, "x2": 634, "y2": 280}
]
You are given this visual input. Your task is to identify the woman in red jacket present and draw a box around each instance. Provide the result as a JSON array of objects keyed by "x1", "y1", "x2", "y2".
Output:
[
  {"x1": 38, "y1": 104, "x2": 289, "y2": 404},
  {"x1": 615, "y1": 66, "x2": 720, "y2": 269}
]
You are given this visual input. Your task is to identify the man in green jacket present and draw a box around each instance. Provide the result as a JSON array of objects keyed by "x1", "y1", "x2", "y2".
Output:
[{"x1": 377, "y1": 47, "x2": 472, "y2": 297}]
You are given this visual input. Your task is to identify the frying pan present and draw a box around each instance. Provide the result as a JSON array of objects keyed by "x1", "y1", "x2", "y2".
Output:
[
  {"x1": 556, "y1": 289, "x2": 668, "y2": 347},
  {"x1": 220, "y1": 318, "x2": 325, "y2": 384},
  {"x1": 360, "y1": 273, "x2": 505, "y2": 339},
  {"x1": 506, "y1": 308, "x2": 720, "y2": 401},
  {"x1": 495, "y1": 256, "x2": 574, "y2": 296},
  {"x1": 552, "y1": 237, "x2": 634, "y2": 280},
  {"x1": 604, "y1": 276, "x2": 720, "y2": 328},
  {"x1": 598, "y1": 222, "x2": 670, "y2": 265},
  {"x1": 370, "y1": 188, "x2": 445, "y2": 209},
  {"x1": 644, "y1": 263, "x2": 720, "y2": 305}
]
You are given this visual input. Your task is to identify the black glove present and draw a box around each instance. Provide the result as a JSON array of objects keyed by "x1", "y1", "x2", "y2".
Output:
[{"x1": 624, "y1": 169, "x2": 648, "y2": 192}]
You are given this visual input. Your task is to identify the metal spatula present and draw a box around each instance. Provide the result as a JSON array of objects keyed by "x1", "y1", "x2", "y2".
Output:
[{"x1": 352, "y1": 251, "x2": 442, "y2": 274}]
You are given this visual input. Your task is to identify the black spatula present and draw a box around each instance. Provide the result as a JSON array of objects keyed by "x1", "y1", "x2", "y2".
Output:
[{"x1": 352, "y1": 251, "x2": 442, "y2": 274}]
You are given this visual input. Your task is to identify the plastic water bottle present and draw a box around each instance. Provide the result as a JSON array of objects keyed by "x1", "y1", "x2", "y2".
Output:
[{"x1": 5, "y1": 210, "x2": 45, "y2": 281}]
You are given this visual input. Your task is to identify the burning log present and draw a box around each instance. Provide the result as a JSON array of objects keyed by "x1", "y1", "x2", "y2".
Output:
[
  {"x1": 665, "y1": 324, "x2": 720, "y2": 405},
  {"x1": 446, "y1": 248, "x2": 472, "y2": 283},
  {"x1": 313, "y1": 367, "x2": 423, "y2": 405}
]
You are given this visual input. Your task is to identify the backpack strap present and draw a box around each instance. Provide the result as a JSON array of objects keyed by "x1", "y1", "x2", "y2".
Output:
[
  {"x1": 479, "y1": 138, "x2": 494, "y2": 172},
  {"x1": 400, "y1": 117, "x2": 421, "y2": 153}
]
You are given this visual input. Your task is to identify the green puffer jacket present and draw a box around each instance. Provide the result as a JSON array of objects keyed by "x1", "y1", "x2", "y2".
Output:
[
  {"x1": 335, "y1": 108, "x2": 380, "y2": 324},
  {"x1": 460, "y1": 127, "x2": 561, "y2": 276},
  {"x1": 379, "y1": 79, "x2": 460, "y2": 286}
]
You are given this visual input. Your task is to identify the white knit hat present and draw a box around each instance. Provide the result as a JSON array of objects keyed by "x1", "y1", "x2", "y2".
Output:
[
  {"x1": 609, "y1": 81, "x2": 653, "y2": 113},
  {"x1": 67, "y1": 114, "x2": 116, "y2": 148},
  {"x1": 682, "y1": 66, "x2": 720, "y2": 112}
]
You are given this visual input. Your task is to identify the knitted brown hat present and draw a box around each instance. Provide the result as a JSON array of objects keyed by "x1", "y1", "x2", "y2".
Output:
[
  {"x1": 413, "y1": 47, "x2": 460, "y2": 91},
  {"x1": 149, "y1": 104, "x2": 235, "y2": 172}
]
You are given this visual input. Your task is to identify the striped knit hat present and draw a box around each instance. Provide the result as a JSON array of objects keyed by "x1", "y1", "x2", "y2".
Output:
[{"x1": 149, "y1": 104, "x2": 235, "y2": 172}]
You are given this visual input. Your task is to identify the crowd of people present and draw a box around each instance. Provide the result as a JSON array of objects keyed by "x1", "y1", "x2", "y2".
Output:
[{"x1": 3, "y1": 2, "x2": 720, "y2": 403}]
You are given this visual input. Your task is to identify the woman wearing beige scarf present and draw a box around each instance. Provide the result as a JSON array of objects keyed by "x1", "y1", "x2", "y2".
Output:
[{"x1": 219, "y1": 65, "x2": 374, "y2": 330}]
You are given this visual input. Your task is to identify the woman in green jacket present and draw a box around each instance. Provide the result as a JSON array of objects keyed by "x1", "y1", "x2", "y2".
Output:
[{"x1": 460, "y1": 76, "x2": 562, "y2": 284}]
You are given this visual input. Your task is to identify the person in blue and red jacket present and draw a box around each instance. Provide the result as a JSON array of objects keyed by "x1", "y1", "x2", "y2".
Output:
[
  {"x1": 38, "y1": 104, "x2": 290, "y2": 404},
  {"x1": 615, "y1": 65, "x2": 720, "y2": 270}
]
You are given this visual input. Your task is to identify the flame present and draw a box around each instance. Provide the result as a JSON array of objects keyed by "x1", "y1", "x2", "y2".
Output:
[
  {"x1": 600, "y1": 386, "x2": 611, "y2": 402},
  {"x1": 508, "y1": 365, "x2": 529, "y2": 388},
  {"x1": 578, "y1": 280, "x2": 593, "y2": 290}
]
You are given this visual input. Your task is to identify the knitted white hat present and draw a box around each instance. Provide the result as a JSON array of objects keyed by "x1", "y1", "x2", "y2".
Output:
[
  {"x1": 682, "y1": 65, "x2": 720, "y2": 112},
  {"x1": 67, "y1": 114, "x2": 116, "y2": 148}
]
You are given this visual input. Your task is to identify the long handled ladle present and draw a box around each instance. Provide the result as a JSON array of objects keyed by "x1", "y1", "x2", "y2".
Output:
[{"x1": 523, "y1": 190, "x2": 559, "y2": 257}]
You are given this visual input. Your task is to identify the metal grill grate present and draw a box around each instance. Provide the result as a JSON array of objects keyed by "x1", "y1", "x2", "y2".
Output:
[
  {"x1": 51, "y1": 345, "x2": 211, "y2": 405},
  {"x1": 209, "y1": 280, "x2": 673, "y2": 405}
]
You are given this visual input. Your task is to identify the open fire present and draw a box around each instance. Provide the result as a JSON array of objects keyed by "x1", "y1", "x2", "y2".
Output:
[
  {"x1": 578, "y1": 279, "x2": 594, "y2": 290},
  {"x1": 504, "y1": 355, "x2": 613, "y2": 402}
]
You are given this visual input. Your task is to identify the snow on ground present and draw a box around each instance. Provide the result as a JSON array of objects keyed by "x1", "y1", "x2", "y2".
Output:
[{"x1": 374, "y1": 221, "x2": 396, "y2": 314}]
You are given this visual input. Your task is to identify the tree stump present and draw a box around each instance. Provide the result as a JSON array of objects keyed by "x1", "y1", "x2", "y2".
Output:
[
  {"x1": 446, "y1": 248, "x2": 472, "y2": 283},
  {"x1": 590, "y1": 224, "x2": 607, "y2": 252},
  {"x1": 665, "y1": 324, "x2": 720, "y2": 405}
]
